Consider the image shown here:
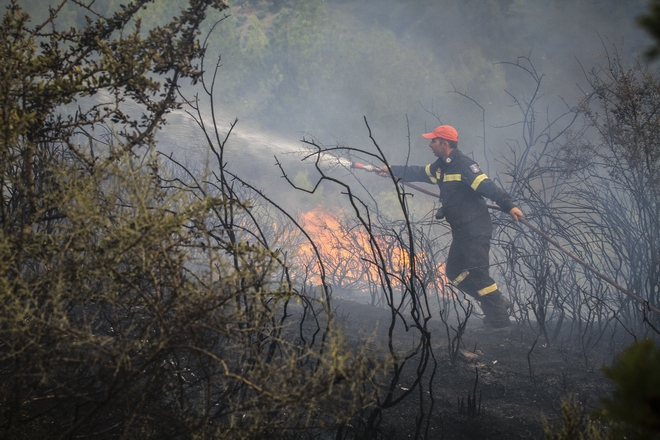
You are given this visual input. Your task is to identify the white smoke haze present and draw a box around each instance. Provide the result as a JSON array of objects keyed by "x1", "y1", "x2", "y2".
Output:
[
  {"x1": 9, "y1": 0, "x2": 655, "y2": 208},
  {"x1": 219, "y1": 1, "x2": 649, "y2": 214},
  {"x1": 151, "y1": 104, "x2": 370, "y2": 217},
  {"x1": 196, "y1": 0, "x2": 651, "y2": 181}
]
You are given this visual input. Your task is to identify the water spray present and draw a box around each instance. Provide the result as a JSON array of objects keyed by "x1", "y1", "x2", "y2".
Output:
[
  {"x1": 300, "y1": 151, "x2": 354, "y2": 171},
  {"x1": 352, "y1": 162, "x2": 660, "y2": 314},
  {"x1": 320, "y1": 153, "x2": 352, "y2": 169}
]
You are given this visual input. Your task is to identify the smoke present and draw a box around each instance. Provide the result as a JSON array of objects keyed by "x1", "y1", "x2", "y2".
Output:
[
  {"x1": 157, "y1": 0, "x2": 653, "y2": 213},
  {"x1": 155, "y1": 107, "x2": 364, "y2": 211},
  {"x1": 199, "y1": 0, "x2": 652, "y2": 181}
]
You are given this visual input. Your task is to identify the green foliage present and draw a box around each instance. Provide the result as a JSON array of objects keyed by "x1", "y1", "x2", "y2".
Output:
[
  {"x1": 544, "y1": 339, "x2": 660, "y2": 439},
  {"x1": 639, "y1": 0, "x2": 660, "y2": 60},
  {"x1": 543, "y1": 395, "x2": 620, "y2": 440},
  {"x1": 0, "y1": 0, "x2": 222, "y2": 151},
  {"x1": 0, "y1": 1, "x2": 388, "y2": 438},
  {"x1": 203, "y1": 0, "x2": 327, "y2": 120},
  {"x1": 598, "y1": 338, "x2": 660, "y2": 437}
]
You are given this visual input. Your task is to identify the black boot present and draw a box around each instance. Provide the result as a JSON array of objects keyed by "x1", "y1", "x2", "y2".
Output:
[{"x1": 479, "y1": 292, "x2": 511, "y2": 329}]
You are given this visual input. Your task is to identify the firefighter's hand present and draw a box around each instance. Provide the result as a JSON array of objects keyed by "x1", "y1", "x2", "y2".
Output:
[
  {"x1": 509, "y1": 207, "x2": 525, "y2": 222},
  {"x1": 375, "y1": 165, "x2": 390, "y2": 177}
]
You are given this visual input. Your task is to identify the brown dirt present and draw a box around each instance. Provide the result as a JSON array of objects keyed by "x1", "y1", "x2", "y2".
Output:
[{"x1": 332, "y1": 298, "x2": 616, "y2": 440}]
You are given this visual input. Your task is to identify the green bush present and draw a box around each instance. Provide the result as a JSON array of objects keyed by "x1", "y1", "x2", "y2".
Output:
[
  {"x1": 544, "y1": 338, "x2": 660, "y2": 439},
  {"x1": 0, "y1": 2, "x2": 386, "y2": 438},
  {"x1": 598, "y1": 338, "x2": 660, "y2": 438}
]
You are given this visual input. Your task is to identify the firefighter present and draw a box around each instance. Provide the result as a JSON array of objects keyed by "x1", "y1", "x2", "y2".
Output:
[{"x1": 378, "y1": 125, "x2": 524, "y2": 330}]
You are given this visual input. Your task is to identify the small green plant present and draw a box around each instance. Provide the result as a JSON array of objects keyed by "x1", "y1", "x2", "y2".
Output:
[
  {"x1": 544, "y1": 338, "x2": 660, "y2": 439},
  {"x1": 598, "y1": 338, "x2": 660, "y2": 439},
  {"x1": 543, "y1": 395, "x2": 621, "y2": 440}
]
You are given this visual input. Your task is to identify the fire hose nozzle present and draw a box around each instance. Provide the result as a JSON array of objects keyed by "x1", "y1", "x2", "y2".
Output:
[{"x1": 351, "y1": 162, "x2": 377, "y2": 172}]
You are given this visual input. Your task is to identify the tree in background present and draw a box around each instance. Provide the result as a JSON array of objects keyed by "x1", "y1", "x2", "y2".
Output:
[
  {"x1": 0, "y1": 1, "x2": 385, "y2": 438},
  {"x1": 639, "y1": 0, "x2": 660, "y2": 60}
]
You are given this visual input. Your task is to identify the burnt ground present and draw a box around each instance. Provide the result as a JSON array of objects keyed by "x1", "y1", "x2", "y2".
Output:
[{"x1": 330, "y1": 298, "x2": 617, "y2": 440}]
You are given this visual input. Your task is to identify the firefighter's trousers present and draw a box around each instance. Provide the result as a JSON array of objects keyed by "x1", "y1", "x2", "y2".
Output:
[{"x1": 445, "y1": 234, "x2": 510, "y2": 327}]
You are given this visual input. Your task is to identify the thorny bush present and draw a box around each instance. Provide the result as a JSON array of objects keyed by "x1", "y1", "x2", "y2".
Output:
[{"x1": 0, "y1": 2, "x2": 386, "y2": 438}]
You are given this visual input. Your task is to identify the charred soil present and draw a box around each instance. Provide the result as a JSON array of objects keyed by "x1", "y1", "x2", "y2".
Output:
[{"x1": 331, "y1": 298, "x2": 617, "y2": 440}]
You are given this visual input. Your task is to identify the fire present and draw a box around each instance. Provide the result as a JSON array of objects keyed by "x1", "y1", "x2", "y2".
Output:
[{"x1": 294, "y1": 207, "x2": 448, "y2": 295}]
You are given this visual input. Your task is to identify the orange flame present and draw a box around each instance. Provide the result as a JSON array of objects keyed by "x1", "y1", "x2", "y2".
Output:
[{"x1": 294, "y1": 207, "x2": 448, "y2": 295}]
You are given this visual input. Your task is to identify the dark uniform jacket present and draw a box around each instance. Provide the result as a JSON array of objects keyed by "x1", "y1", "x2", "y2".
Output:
[{"x1": 390, "y1": 149, "x2": 515, "y2": 240}]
